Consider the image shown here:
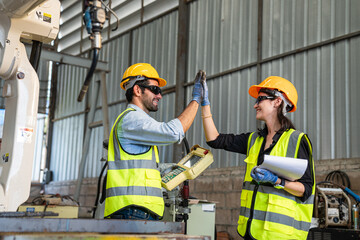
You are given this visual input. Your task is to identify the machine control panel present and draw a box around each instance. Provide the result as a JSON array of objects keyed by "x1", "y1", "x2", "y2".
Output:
[{"x1": 161, "y1": 145, "x2": 214, "y2": 191}]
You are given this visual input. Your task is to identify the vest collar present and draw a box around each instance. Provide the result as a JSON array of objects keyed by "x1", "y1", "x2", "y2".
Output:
[
  {"x1": 127, "y1": 103, "x2": 150, "y2": 116},
  {"x1": 258, "y1": 128, "x2": 287, "y2": 141}
]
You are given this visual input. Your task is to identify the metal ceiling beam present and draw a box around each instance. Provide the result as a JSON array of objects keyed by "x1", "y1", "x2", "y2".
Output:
[{"x1": 25, "y1": 45, "x2": 109, "y2": 72}]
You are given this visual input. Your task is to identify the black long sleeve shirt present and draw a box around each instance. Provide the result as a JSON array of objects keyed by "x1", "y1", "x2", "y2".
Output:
[{"x1": 206, "y1": 129, "x2": 314, "y2": 202}]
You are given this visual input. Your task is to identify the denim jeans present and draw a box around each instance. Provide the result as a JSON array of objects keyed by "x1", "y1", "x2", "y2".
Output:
[{"x1": 110, "y1": 207, "x2": 159, "y2": 220}]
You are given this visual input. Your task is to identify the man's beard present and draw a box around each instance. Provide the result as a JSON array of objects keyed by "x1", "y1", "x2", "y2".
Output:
[{"x1": 143, "y1": 97, "x2": 159, "y2": 112}]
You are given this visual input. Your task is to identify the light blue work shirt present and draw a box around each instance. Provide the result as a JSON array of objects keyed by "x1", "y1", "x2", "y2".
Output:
[{"x1": 117, "y1": 104, "x2": 185, "y2": 154}]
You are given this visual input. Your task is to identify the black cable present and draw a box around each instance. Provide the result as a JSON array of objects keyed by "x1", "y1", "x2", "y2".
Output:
[
  {"x1": 92, "y1": 161, "x2": 108, "y2": 218},
  {"x1": 324, "y1": 170, "x2": 351, "y2": 188},
  {"x1": 181, "y1": 137, "x2": 190, "y2": 234},
  {"x1": 77, "y1": 48, "x2": 100, "y2": 102},
  {"x1": 183, "y1": 137, "x2": 190, "y2": 154},
  {"x1": 93, "y1": 140, "x2": 109, "y2": 218},
  {"x1": 29, "y1": 40, "x2": 43, "y2": 72},
  {"x1": 42, "y1": 202, "x2": 48, "y2": 218}
]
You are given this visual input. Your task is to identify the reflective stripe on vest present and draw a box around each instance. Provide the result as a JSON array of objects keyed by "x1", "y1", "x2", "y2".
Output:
[
  {"x1": 239, "y1": 208, "x2": 311, "y2": 232},
  {"x1": 238, "y1": 129, "x2": 315, "y2": 240},
  {"x1": 104, "y1": 108, "x2": 164, "y2": 218},
  {"x1": 108, "y1": 159, "x2": 157, "y2": 170},
  {"x1": 106, "y1": 186, "x2": 162, "y2": 198},
  {"x1": 242, "y1": 181, "x2": 315, "y2": 204}
]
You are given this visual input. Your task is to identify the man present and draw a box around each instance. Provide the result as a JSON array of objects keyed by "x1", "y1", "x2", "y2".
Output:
[{"x1": 104, "y1": 63, "x2": 209, "y2": 220}]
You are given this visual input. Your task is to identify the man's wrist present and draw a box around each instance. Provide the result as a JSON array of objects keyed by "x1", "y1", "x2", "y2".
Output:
[{"x1": 191, "y1": 99, "x2": 200, "y2": 104}]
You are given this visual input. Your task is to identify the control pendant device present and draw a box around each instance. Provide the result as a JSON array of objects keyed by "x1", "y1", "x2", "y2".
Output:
[{"x1": 161, "y1": 145, "x2": 214, "y2": 191}]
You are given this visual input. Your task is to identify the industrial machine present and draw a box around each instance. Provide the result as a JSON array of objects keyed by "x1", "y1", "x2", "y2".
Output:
[
  {"x1": 0, "y1": 0, "x2": 60, "y2": 211},
  {"x1": 161, "y1": 182, "x2": 187, "y2": 222},
  {"x1": 309, "y1": 172, "x2": 360, "y2": 240},
  {"x1": 161, "y1": 182, "x2": 216, "y2": 239},
  {"x1": 314, "y1": 185, "x2": 352, "y2": 228},
  {"x1": 314, "y1": 170, "x2": 360, "y2": 230}
]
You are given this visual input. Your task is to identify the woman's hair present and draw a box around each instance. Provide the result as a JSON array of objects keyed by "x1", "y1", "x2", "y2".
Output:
[{"x1": 257, "y1": 88, "x2": 296, "y2": 133}]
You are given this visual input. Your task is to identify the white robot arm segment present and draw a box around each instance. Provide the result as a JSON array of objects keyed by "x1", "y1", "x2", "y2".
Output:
[
  {"x1": 0, "y1": 0, "x2": 60, "y2": 211},
  {"x1": 0, "y1": 0, "x2": 46, "y2": 18}
]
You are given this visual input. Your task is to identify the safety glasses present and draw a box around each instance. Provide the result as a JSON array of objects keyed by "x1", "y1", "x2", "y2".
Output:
[
  {"x1": 138, "y1": 85, "x2": 162, "y2": 95},
  {"x1": 255, "y1": 95, "x2": 275, "y2": 105}
]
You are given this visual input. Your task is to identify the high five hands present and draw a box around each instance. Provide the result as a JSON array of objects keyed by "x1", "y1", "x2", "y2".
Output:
[{"x1": 191, "y1": 70, "x2": 210, "y2": 106}]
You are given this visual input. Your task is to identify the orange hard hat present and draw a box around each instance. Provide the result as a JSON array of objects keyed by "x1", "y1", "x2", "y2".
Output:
[
  {"x1": 248, "y1": 76, "x2": 298, "y2": 112},
  {"x1": 120, "y1": 63, "x2": 167, "y2": 90}
]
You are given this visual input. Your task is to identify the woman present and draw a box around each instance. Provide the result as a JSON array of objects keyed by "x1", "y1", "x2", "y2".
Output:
[{"x1": 201, "y1": 76, "x2": 315, "y2": 240}]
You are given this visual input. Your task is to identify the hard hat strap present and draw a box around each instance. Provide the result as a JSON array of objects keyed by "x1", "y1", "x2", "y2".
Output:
[
  {"x1": 274, "y1": 91, "x2": 293, "y2": 115},
  {"x1": 123, "y1": 76, "x2": 147, "y2": 90}
]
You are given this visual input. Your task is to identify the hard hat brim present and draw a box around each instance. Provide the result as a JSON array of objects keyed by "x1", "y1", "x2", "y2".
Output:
[
  {"x1": 248, "y1": 85, "x2": 262, "y2": 99},
  {"x1": 120, "y1": 77, "x2": 167, "y2": 90},
  {"x1": 157, "y1": 78, "x2": 167, "y2": 88}
]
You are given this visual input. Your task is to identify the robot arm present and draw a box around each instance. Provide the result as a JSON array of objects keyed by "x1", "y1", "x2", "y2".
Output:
[
  {"x1": 0, "y1": 0, "x2": 60, "y2": 211},
  {"x1": 0, "y1": 0, "x2": 59, "y2": 77},
  {"x1": 0, "y1": 1, "x2": 48, "y2": 18}
]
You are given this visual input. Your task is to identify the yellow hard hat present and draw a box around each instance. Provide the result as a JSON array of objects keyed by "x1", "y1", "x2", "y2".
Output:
[
  {"x1": 248, "y1": 76, "x2": 298, "y2": 112},
  {"x1": 120, "y1": 63, "x2": 167, "y2": 90}
]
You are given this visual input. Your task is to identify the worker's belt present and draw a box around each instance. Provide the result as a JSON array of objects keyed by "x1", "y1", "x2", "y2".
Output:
[{"x1": 110, "y1": 207, "x2": 159, "y2": 220}]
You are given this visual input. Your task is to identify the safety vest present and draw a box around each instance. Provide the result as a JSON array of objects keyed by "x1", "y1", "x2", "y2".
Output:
[
  {"x1": 237, "y1": 129, "x2": 315, "y2": 240},
  {"x1": 104, "y1": 108, "x2": 164, "y2": 218}
]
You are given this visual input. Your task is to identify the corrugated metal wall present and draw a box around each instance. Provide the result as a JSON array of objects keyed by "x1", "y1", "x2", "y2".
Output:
[
  {"x1": 50, "y1": 62, "x2": 86, "y2": 181},
  {"x1": 186, "y1": 0, "x2": 259, "y2": 168},
  {"x1": 58, "y1": 0, "x2": 179, "y2": 55},
  {"x1": 187, "y1": 0, "x2": 258, "y2": 77},
  {"x1": 50, "y1": 0, "x2": 360, "y2": 181},
  {"x1": 260, "y1": 0, "x2": 360, "y2": 161},
  {"x1": 32, "y1": 115, "x2": 47, "y2": 182},
  {"x1": 185, "y1": 0, "x2": 360, "y2": 166}
]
